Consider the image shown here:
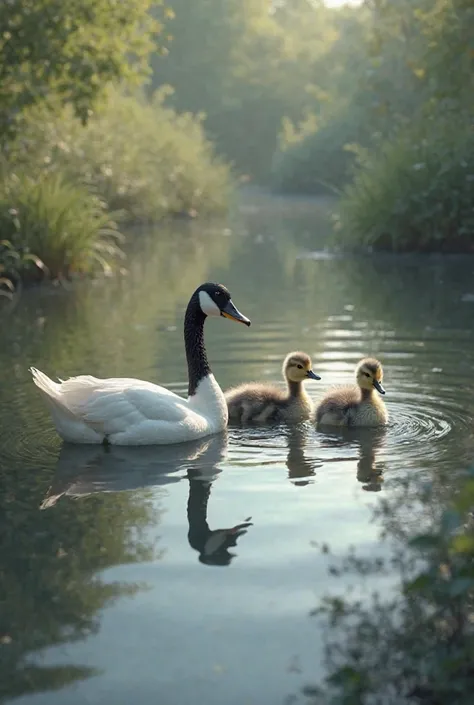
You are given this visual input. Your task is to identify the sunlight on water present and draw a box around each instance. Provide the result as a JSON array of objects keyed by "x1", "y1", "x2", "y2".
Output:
[{"x1": 2, "y1": 191, "x2": 474, "y2": 705}]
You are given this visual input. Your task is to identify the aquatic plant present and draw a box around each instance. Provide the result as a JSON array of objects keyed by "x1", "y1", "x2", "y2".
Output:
[
  {"x1": 0, "y1": 238, "x2": 46, "y2": 297},
  {"x1": 0, "y1": 173, "x2": 124, "y2": 281}
]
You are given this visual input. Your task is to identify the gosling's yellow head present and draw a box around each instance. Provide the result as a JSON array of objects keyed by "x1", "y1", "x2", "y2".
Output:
[
  {"x1": 283, "y1": 352, "x2": 321, "y2": 383},
  {"x1": 356, "y1": 358, "x2": 385, "y2": 395}
]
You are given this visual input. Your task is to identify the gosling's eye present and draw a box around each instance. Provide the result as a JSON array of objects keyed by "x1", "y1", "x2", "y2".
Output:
[
  {"x1": 363, "y1": 372, "x2": 371, "y2": 378},
  {"x1": 297, "y1": 364, "x2": 303, "y2": 369}
]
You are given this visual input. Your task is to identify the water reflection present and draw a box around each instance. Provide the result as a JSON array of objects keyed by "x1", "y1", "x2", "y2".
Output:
[
  {"x1": 286, "y1": 426, "x2": 321, "y2": 487},
  {"x1": 187, "y1": 468, "x2": 252, "y2": 566},
  {"x1": 3, "y1": 193, "x2": 474, "y2": 705},
  {"x1": 0, "y1": 454, "x2": 159, "y2": 701},
  {"x1": 41, "y1": 434, "x2": 254, "y2": 568},
  {"x1": 40, "y1": 434, "x2": 228, "y2": 508},
  {"x1": 317, "y1": 427, "x2": 387, "y2": 492}
]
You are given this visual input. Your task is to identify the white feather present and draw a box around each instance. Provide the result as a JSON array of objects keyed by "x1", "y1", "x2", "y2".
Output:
[
  {"x1": 30, "y1": 368, "x2": 228, "y2": 446},
  {"x1": 198, "y1": 290, "x2": 220, "y2": 317}
]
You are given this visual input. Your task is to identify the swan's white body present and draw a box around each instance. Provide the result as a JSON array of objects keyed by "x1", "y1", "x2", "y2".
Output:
[{"x1": 31, "y1": 368, "x2": 228, "y2": 446}]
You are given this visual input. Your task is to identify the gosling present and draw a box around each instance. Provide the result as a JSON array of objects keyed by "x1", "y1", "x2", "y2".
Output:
[
  {"x1": 315, "y1": 358, "x2": 388, "y2": 427},
  {"x1": 225, "y1": 352, "x2": 321, "y2": 425}
]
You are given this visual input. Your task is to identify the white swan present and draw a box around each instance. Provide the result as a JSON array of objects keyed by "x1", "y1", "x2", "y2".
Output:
[{"x1": 30, "y1": 283, "x2": 251, "y2": 446}]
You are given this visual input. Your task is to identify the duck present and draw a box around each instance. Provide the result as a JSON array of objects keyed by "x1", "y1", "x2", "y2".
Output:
[
  {"x1": 225, "y1": 351, "x2": 321, "y2": 425},
  {"x1": 30, "y1": 282, "x2": 251, "y2": 446},
  {"x1": 315, "y1": 357, "x2": 388, "y2": 427}
]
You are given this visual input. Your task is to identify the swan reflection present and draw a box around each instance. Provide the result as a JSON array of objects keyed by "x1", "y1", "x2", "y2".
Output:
[
  {"x1": 40, "y1": 433, "x2": 253, "y2": 565},
  {"x1": 186, "y1": 468, "x2": 252, "y2": 566},
  {"x1": 40, "y1": 433, "x2": 229, "y2": 508}
]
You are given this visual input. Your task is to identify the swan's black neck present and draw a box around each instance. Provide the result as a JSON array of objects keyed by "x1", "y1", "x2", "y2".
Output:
[
  {"x1": 184, "y1": 293, "x2": 211, "y2": 397},
  {"x1": 287, "y1": 380, "x2": 303, "y2": 398}
]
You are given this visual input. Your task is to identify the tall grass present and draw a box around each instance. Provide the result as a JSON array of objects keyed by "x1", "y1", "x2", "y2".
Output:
[
  {"x1": 0, "y1": 173, "x2": 123, "y2": 281},
  {"x1": 334, "y1": 117, "x2": 474, "y2": 252}
]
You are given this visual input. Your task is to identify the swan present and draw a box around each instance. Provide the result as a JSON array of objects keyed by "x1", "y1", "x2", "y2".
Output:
[{"x1": 30, "y1": 282, "x2": 251, "y2": 446}]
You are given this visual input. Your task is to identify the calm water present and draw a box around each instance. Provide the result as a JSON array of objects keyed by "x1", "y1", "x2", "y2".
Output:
[{"x1": 2, "y1": 190, "x2": 474, "y2": 705}]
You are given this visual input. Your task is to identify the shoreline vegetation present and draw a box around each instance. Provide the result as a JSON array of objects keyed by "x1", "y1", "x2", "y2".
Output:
[
  {"x1": 0, "y1": 86, "x2": 231, "y2": 293},
  {"x1": 2, "y1": 0, "x2": 472, "y2": 296},
  {"x1": 0, "y1": 1, "x2": 230, "y2": 297},
  {"x1": 268, "y1": 0, "x2": 474, "y2": 255}
]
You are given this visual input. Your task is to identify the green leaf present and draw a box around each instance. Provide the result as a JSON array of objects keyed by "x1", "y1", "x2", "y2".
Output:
[
  {"x1": 408, "y1": 534, "x2": 440, "y2": 550},
  {"x1": 448, "y1": 577, "x2": 474, "y2": 597}
]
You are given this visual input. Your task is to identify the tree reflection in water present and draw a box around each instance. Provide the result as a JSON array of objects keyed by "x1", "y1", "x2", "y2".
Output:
[{"x1": 1, "y1": 435, "x2": 231, "y2": 701}]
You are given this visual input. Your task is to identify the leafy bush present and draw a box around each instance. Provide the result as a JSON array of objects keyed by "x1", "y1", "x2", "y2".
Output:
[
  {"x1": 334, "y1": 117, "x2": 474, "y2": 253},
  {"x1": 7, "y1": 87, "x2": 231, "y2": 223},
  {"x1": 0, "y1": 173, "x2": 123, "y2": 281},
  {"x1": 308, "y1": 470, "x2": 474, "y2": 705},
  {"x1": 0, "y1": 0, "x2": 164, "y2": 139},
  {"x1": 271, "y1": 109, "x2": 368, "y2": 195}
]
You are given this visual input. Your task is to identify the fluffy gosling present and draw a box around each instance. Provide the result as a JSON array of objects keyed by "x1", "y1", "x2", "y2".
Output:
[
  {"x1": 225, "y1": 352, "x2": 321, "y2": 425},
  {"x1": 315, "y1": 357, "x2": 388, "y2": 427}
]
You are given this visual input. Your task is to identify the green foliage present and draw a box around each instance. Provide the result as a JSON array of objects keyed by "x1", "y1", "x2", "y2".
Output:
[
  {"x1": 335, "y1": 118, "x2": 474, "y2": 252},
  {"x1": 0, "y1": 84, "x2": 230, "y2": 293},
  {"x1": 7, "y1": 87, "x2": 230, "y2": 223},
  {"x1": 266, "y1": 0, "x2": 474, "y2": 252},
  {"x1": 309, "y1": 470, "x2": 474, "y2": 705},
  {"x1": 0, "y1": 0, "x2": 164, "y2": 139},
  {"x1": 0, "y1": 238, "x2": 45, "y2": 297},
  {"x1": 271, "y1": 108, "x2": 368, "y2": 195},
  {"x1": 151, "y1": 0, "x2": 363, "y2": 180},
  {"x1": 0, "y1": 173, "x2": 124, "y2": 281}
]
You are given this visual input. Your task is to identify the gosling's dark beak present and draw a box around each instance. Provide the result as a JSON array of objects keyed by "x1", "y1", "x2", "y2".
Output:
[
  {"x1": 220, "y1": 299, "x2": 251, "y2": 326},
  {"x1": 306, "y1": 369, "x2": 321, "y2": 381},
  {"x1": 373, "y1": 379, "x2": 385, "y2": 395}
]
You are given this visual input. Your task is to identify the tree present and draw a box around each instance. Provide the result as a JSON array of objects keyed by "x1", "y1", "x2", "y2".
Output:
[
  {"x1": 0, "y1": 0, "x2": 164, "y2": 139},
  {"x1": 151, "y1": 0, "x2": 350, "y2": 179}
]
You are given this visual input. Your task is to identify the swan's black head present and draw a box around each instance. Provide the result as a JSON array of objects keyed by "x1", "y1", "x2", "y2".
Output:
[{"x1": 195, "y1": 282, "x2": 251, "y2": 326}]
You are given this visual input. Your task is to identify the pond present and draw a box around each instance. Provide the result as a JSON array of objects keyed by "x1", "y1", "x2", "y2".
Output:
[{"x1": 2, "y1": 188, "x2": 474, "y2": 705}]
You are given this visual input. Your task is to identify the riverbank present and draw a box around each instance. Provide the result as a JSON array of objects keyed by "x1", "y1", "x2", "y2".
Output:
[{"x1": 0, "y1": 87, "x2": 231, "y2": 294}]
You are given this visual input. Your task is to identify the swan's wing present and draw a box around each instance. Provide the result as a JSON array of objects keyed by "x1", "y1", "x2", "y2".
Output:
[{"x1": 76, "y1": 381, "x2": 192, "y2": 435}]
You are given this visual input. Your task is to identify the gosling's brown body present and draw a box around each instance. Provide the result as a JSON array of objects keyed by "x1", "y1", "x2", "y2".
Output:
[
  {"x1": 316, "y1": 358, "x2": 388, "y2": 428},
  {"x1": 225, "y1": 352, "x2": 320, "y2": 425}
]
